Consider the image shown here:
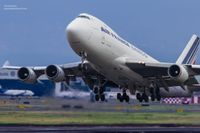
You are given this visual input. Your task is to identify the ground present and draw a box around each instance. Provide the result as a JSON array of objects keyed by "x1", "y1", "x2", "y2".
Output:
[{"x1": 0, "y1": 97, "x2": 200, "y2": 125}]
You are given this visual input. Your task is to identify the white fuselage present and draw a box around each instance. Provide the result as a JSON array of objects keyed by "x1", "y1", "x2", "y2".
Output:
[
  {"x1": 1, "y1": 89, "x2": 34, "y2": 96},
  {"x1": 66, "y1": 13, "x2": 192, "y2": 97}
]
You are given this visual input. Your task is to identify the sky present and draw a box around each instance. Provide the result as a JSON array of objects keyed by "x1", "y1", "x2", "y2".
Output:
[{"x1": 0, "y1": 0, "x2": 200, "y2": 66}]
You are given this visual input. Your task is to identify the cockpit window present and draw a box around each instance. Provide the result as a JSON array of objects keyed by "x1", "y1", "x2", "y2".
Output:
[{"x1": 77, "y1": 15, "x2": 90, "y2": 20}]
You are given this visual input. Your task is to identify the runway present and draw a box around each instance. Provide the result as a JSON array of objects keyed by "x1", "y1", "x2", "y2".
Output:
[
  {"x1": 1, "y1": 97, "x2": 200, "y2": 132},
  {"x1": 0, "y1": 125, "x2": 200, "y2": 133},
  {"x1": 1, "y1": 96, "x2": 200, "y2": 113}
]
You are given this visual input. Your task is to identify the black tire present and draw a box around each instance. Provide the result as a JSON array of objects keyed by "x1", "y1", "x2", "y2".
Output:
[
  {"x1": 156, "y1": 87, "x2": 160, "y2": 94},
  {"x1": 117, "y1": 93, "x2": 121, "y2": 100},
  {"x1": 95, "y1": 94, "x2": 99, "y2": 101},
  {"x1": 123, "y1": 93, "x2": 127, "y2": 97},
  {"x1": 138, "y1": 98, "x2": 143, "y2": 103},
  {"x1": 144, "y1": 97, "x2": 149, "y2": 103},
  {"x1": 119, "y1": 96, "x2": 124, "y2": 102},
  {"x1": 149, "y1": 87, "x2": 154, "y2": 94},
  {"x1": 93, "y1": 87, "x2": 98, "y2": 94},
  {"x1": 142, "y1": 93, "x2": 149, "y2": 103},
  {"x1": 151, "y1": 94, "x2": 155, "y2": 101},
  {"x1": 136, "y1": 93, "x2": 141, "y2": 100},
  {"x1": 100, "y1": 94, "x2": 105, "y2": 101},
  {"x1": 156, "y1": 95, "x2": 161, "y2": 101},
  {"x1": 99, "y1": 87, "x2": 104, "y2": 94},
  {"x1": 125, "y1": 95, "x2": 130, "y2": 103}
]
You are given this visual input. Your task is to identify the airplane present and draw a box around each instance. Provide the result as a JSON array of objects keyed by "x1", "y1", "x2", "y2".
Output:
[
  {"x1": 0, "y1": 86, "x2": 34, "y2": 96},
  {"x1": 3, "y1": 13, "x2": 200, "y2": 103}
]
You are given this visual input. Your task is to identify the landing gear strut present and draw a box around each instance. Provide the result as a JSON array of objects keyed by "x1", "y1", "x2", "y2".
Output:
[
  {"x1": 149, "y1": 84, "x2": 161, "y2": 102},
  {"x1": 155, "y1": 87, "x2": 161, "y2": 101},
  {"x1": 117, "y1": 88, "x2": 130, "y2": 103},
  {"x1": 79, "y1": 51, "x2": 87, "y2": 71}
]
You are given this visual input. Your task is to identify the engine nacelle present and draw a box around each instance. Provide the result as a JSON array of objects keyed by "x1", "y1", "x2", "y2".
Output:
[
  {"x1": 45, "y1": 65, "x2": 65, "y2": 82},
  {"x1": 168, "y1": 64, "x2": 189, "y2": 83},
  {"x1": 17, "y1": 67, "x2": 37, "y2": 84}
]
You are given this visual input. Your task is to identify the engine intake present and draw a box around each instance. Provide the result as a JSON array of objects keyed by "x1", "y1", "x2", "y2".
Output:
[
  {"x1": 17, "y1": 67, "x2": 37, "y2": 83},
  {"x1": 168, "y1": 64, "x2": 189, "y2": 83},
  {"x1": 45, "y1": 65, "x2": 65, "y2": 82}
]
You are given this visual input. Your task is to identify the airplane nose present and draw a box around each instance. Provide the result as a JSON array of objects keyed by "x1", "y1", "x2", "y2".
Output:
[
  {"x1": 66, "y1": 18, "x2": 92, "y2": 55},
  {"x1": 66, "y1": 19, "x2": 92, "y2": 44},
  {"x1": 66, "y1": 20, "x2": 83, "y2": 43}
]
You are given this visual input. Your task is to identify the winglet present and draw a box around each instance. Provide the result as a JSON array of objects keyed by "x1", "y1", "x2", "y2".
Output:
[{"x1": 176, "y1": 34, "x2": 200, "y2": 64}]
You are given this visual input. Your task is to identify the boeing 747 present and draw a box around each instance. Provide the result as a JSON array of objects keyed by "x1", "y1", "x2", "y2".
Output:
[{"x1": 4, "y1": 13, "x2": 200, "y2": 103}]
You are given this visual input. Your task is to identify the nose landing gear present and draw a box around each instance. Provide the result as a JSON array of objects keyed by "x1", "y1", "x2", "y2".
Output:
[
  {"x1": 93, "y1": 76, "x2": 107, "y2": 102},
  {"x1": 79, "y1": 51, "x2": 87, "y2": 71}
]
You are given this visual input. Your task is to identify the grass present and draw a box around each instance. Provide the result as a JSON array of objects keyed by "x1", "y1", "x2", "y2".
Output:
[{"x1": 0, "y1": 111, "x2": 200, "y2": 125}]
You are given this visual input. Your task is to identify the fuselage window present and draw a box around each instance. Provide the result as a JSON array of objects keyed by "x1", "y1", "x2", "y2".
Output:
[{"x1": 77, "y1": 15, "x2": 90, "y2": 20}]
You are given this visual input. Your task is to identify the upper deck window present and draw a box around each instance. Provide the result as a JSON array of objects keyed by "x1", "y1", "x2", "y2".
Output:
[{"x1": 77, "y1": 15, "x2": 90, "y2": 20}]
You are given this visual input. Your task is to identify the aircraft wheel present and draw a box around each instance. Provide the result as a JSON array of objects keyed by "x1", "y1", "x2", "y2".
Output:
[
  {"x1": 151, "y1": 94, "x2": 155, "y2": 101},
  {"x1": 93, "y1": 87, "x2": 98, "y2": 94},
  {"x1": 99, "y1": 87, "x2": 104, "y2": 94},
  {"x1": 95, "y1": 94, "x2": 99, "y2": 101},
  {"x1": 142, "y1": 93, "x2": 149, "y2": 103},
  {"x1": 123, "y1": 92, "x2": 127, "y2": 97},
  {"x1": 156, "y1": 95, "x2": 161, "y2": 101},
  {"x1": 119, "y1": 96, "x2": 124, "y2": 102},
  {"x1": 117, "y1": 93, "x2": 124, "y2": 102},
  {"x1": 136, "y1": 93, "x2": 143, "y2": 102},
  {"x1": 136, "y1": 93, "x2": 141, "y2": 100},
  {"x1": 125, "y1": 95, "x2": 130, "y2": 103},
  {"x1": 100, "y1": 94, "x2": 105, "y2": 101},
  {"x1": 150, "y1": 87, "x2": 154, "y2": 94},
  {"x1": 144, "y1": 97, "x2": 149, "y2": 103},
  {"x1": 117, "y1": 93, "x2": 121, "y2": 100},
  {"x1": 138, "y1": 98, "x2": 143, "y2": 103}
]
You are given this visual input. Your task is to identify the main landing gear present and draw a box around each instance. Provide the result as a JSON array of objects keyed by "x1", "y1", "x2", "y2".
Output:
[
  {"x1": 149, "y1": 85, "x2": 161, "y2": 102},
  {"x1": 136, "y1": 92, "x2": 149, "y2": 103},
  {"x1": 136, "y1": 85, "x2": 161, "y2": 103},
  {"x1": 117, "y1": 88, "x2": 130, "y2": 103},
  {"x1": 93, "y1": 86, "x2": 106, "y2": 102}
]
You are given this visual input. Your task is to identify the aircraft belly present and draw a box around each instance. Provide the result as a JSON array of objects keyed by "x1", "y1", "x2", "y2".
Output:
[
  {"x1": 89, "y1": 56, "x2": 146, "y2": 87},
  {"x1": 160, "y1": 86, "x2": 192, "y2": 97}
]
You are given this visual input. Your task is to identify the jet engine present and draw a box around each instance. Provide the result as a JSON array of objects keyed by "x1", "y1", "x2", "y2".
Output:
[
  {"x1": 168, "y1": 64, "x2": 189, "y2": 83},
  {"x1": 17, "y1": 67, "x2": 37, "y2": 83},
  {"x1": 45, "y1": 65, "x2": 65, "y2": 82}
]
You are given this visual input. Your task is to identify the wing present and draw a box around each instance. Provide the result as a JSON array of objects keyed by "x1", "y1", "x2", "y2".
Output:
[
  {"x1": 2, "y1": 61, "x2": 88, "y2": 78},
  {"x1": 125, "y1": 60, "x2": 200, "y2": 87},
  {"x1": 3, "y1": 62, "x2": 86, "y2": 77},
  {"x1": 2, "y1": 61, "x2": 117, "y2": 89}
]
